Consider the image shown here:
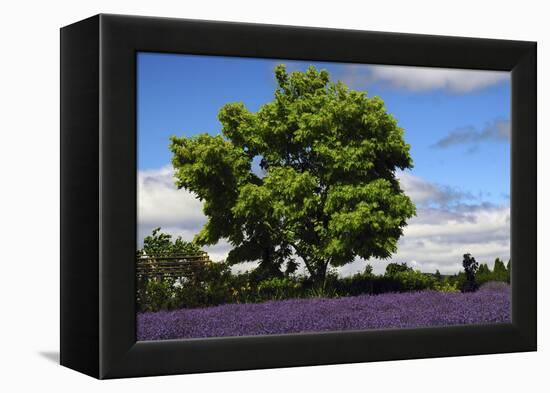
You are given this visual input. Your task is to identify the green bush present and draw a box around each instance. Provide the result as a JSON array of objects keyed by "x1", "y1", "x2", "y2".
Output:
[
  {"x1": 335, "y1": 273, "x2": 389, "y2": 296},
  {"x1": 305, "y1": 285, "x2": 339, "y2": 298},
  {"x1": 392, "y1": 269, "x2": 437, "y2": 291},
  {"x1": 385, "y1": 262, "x2": 412, "y2": 276},
  {"x1": 137, "y1": 259, "x2": 236, "y2": 311},
  {"x1": 257, "y1": 277, "x2": 302, "y2": 301},
  {"x1": 139, "y1": 278, "x2": 179, "y2": 311},
  {"x1": 333, "y1": 268, "x2": 436, "y2": 296},
  {"x1": 434, "y1": 278, "x2": 460, "y2": 293},
  {"x1": 137, "y1": 253, "x2": 510, "y2": 312}
]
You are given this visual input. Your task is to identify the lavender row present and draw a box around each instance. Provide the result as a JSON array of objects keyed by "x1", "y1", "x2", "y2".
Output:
[{"x1": 137, "y1": 286, "x2": 511, "y2": 341}]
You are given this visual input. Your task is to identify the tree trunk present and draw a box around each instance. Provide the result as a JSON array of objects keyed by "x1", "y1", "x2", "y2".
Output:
[
  {"x1": 256, "y1": 246, "x2": 283, "y2": 278},
  {"x1": 309, "y1": 261, "x2": 328, "y2": 288}
]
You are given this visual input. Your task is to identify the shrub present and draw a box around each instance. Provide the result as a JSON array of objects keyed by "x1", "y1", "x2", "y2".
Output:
[
  {"x1": 333, "y1": 269, "x2": 436, "y2": 296},
  {"x1": 434, "y1": 278, "x2": 460, "y2": 293},
  {"x1": 393, "y1": 269, "x2": 437, "y2": 291},
  {"x1": 136, "y1": 259, "x2": 237, "y2": 311},
  {"x1": 335, "y1": 274, "x2": 374, "y2": 296},
  {"x1": 257, "y1": 277, "x2": 302, "y2": 301},
  {"x1": 137, "y1": 249, "x2": 510, "y2": 311},
  {"x1": 385, "y1": 262, "x2": 412, "y2": 276},
  {"x1": 333, "y1": 270, "x2": 384, "y2": 296},
  {"x1": 305, "y1": 285, "x2": 339, "y2": 298},
  {"x1": 174, "y1": 282, "x2": 207, "y2": 309},
  {"x1": 139, "y1": 279, "x2": 179, "y2": 311}
]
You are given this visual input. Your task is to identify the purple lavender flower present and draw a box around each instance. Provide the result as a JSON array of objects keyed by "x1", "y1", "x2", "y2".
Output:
[{"x1": 137, "y1": 286, "x2": 511, "y2": 341}]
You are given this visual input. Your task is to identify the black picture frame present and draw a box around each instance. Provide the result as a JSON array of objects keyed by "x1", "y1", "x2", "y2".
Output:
[{"x1": 60, "y1": 14, "x2": 537, "y2": 379}]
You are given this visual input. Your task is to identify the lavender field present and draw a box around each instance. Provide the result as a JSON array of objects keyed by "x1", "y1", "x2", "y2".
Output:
[{"x1": 137, "y1": 285, "x2": 511, "y2": 341}]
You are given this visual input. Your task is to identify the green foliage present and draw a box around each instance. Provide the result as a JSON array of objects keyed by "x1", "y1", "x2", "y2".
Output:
[
  {"x1": 257, "y1": 277, "x2": 302, "y2": 301},
  {"x1": 385, "y1": 262, "x2": 412, "y2": 276},
  {"x1": 285, "y1": 259, "x2": 299, "y2": 276},
  {"x1": 462, "y1": 253, "x2": 479, "y2": 292},
  {"x1": 454, "y1": 271, "x2": 467, "y2": 289},
  {"x1": 137, "y1": 259, "x2": 235, "y2": 311},
  {"x1": 170, "y1": 64, "x2": 416, "y2": 283},
  {"x1": 434, "y1": 278, "x2": 460, "y2": 293},
  {"x1": 306, "y1": 285, "x2": 339, "y2": 299},
  {"x1": 392, "y1": 269, "x2": 437, "y2": 291},
  {"x1": 475, "y1": 258, "x2": 510, "y2": 286},
  {"x1": 136, "y1": 235, "x2": 511, "y2": 311},
  {"x1": 139, "y1": 279, "x2": 179, "y2": 312},
  {"x1": 136, "y1": 228, "x2": 228, "y2": 311},
  {"x1": 136, "y1": 228, "x2": 207, "y2": 311},
  {"x1": 364, "y1": 264, "x2": 374, "y2": 276},
  {"x1": 138, "y1": 258, "x2": 512, "y2": 311},
  {"x1": 493, "y1": 258, "x2": 508, "y2": 281},
  {"x1": 138, "y1": 227, "x2": 203, "y2": 257},
  {"x1": 383, "y1": 263, "x2": 437, "y2": 291}
]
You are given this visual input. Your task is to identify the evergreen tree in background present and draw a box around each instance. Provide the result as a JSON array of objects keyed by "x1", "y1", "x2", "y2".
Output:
[{"x1": 462, "y1": 253, "x2": 479, "y2": 292}]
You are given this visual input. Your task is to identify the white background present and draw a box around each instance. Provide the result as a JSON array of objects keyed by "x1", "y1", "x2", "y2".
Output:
[{"x1": 0, "y1": 0, "x2": 547, "y2": 390}]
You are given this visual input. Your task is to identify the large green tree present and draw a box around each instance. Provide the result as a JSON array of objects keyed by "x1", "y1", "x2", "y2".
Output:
[{"x1": 170, "y1": 65, "x2": 416, "y2": 283}]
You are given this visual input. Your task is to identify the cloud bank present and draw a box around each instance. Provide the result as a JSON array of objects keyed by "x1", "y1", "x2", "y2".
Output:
[
  {"x1": 396, "y1": 171, "x2": 476, "y2": 207},
  {"x1": 138, "y1": 167, "x2": 509, "y2": 276},
  {"x1": 343, "y1": 65, "x2": 509, "y2": 93}
]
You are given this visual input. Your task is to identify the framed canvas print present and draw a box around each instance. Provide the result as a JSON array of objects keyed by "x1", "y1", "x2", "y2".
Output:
[{"x1": 60, "y1": 14, "x2": 537, "y2": 379}]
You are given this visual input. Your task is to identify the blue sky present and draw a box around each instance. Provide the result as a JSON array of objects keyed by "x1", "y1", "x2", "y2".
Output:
[
  {"x1": 137, "y1": 52, "x2": 510, "y2": 206},
  {"x1": 136, "y1": 52, "x2": 511, "y2": 274}
]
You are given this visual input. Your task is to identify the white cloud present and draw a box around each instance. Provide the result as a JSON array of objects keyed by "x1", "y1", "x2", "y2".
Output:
[
  {"x1": 138, "y1": 167, "x2": 238, "y2": 264},
  {"x1": 343, "y1": 64, "x2": 509, "y2": 93},
  {"x1": 397, "y1": 171, "x2": 474, "y2": 207},
  {"x1": 337, "y1": 179, "x2": 510, "y2": 276},
  {"x1": 138, "y1": 166, "x2": 509, "y2": 276},
  {"x1": 137, "y1": 165, "x2": 206, "y2": 243}
]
